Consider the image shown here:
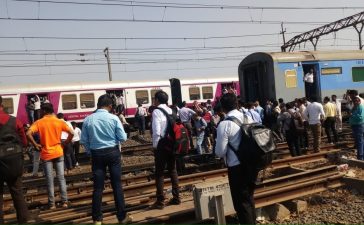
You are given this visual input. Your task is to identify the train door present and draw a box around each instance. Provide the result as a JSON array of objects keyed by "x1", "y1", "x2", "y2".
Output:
[
  {"x1": 221, "y1": 82, "x2": 238, "y2": 95},
  {"x1": 302, "y1": 63, "x2": 321, "y2": 101},
  {"x1": 106, "y1": 89, "x2": 125, "y2": 114},
  {"x1": 242, "y1": 62, "x2": 265, "y2": 102},
  {"x1": 26, "y1": 93, "x2": 50, "y2": 122}
]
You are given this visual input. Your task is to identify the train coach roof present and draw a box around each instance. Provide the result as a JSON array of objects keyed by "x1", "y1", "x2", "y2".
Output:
[{"x1": 241, "y1": 50, "x2": 364, "y2": 64}]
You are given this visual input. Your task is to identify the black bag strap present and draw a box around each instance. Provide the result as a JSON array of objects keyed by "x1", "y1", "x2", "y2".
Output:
[
  {"x1": 157, "y1": 107, "x2": 174, "y2": 138},
  {"x1": 224, "y1": 117, "x2": 243, "y2": 156}
]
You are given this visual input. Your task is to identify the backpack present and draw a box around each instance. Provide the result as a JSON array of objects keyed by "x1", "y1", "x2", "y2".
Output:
[
  {"x1": 157, "y1": 107, "x2": 190, "y2": 155},
  {"x1": 0, "y1": 117, "x2": 24, "y2": 180},
  {"x1": 225, "y1": 116, "x2": 276, "y2": 171}
]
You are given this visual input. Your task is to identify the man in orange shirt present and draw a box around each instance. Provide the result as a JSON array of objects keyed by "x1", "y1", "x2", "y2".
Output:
[{"x1": 27, "y1": 103, "x2": 74, "y2": 209}]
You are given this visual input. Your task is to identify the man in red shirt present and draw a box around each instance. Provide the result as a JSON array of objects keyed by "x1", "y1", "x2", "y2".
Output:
[{"x1": 0, "y1": 96, "x2": 30, "y2": 224}]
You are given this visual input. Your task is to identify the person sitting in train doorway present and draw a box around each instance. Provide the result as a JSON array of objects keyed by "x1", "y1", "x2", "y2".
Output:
[
  {"x1": 80, "y1": 94, "x2": 132, "y2": 224},
  {"x1": 304, "y1": 68, "x2": 315, "y2": 99},
  {"x1": 150, "y1": 90, "x2": 180, "y2": 210},
  {"x1": 135, "y1": 102, "x2": 147, "y2": 137}
]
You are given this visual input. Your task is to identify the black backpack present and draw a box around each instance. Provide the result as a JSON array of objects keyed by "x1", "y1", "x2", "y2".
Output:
[
  {"x1": 226, "y1": 116, "x2": 276, "y2": 171},
  {"x1": 0, "y1": 117, "x2": 24, "y2": 180}
]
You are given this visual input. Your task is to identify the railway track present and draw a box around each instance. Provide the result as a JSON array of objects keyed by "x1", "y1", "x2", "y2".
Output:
[{"x1": 4, "y1": 149, "x2": 342, "y2": 224}]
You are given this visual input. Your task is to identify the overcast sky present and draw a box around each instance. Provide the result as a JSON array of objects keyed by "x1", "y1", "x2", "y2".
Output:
[{"x1": 1, "y1": 0, "x2": 364, "y2": 86}]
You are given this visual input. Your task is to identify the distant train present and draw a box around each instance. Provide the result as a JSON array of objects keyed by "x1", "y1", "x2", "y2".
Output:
[
  {"x1": 0, "y1": 77, "x2": 239, "y2": 124},
  {"x1": 238, "y1": 50, "x2": 364, "y2": 103}
]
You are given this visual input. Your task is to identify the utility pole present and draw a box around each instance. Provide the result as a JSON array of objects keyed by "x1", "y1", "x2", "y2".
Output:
[
  {"x1": 280, "y1": 22, "x2": 286, "y2": 52},
  {"x1": 104, "y1": 47, "x2": 113, "y2": 81}
]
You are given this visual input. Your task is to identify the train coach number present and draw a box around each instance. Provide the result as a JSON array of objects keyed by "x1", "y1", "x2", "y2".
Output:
[{"x1": 356, "y1": 60, "x2": 364, "y2": 65}]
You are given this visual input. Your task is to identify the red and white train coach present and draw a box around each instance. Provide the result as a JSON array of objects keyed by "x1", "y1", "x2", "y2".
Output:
[{"x1": 0, "y1": 77, "x2": 239, "y2": 124}]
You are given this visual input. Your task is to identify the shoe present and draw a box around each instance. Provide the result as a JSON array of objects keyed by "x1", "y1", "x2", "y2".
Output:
[
  {"x1": 168, "y1": 198, "x2": 181, "y2": 205},
  {"x1": 61, "y1": 202, "x2": 69, "y2": 208},
  {"x1": 48, "y1": 204, "x2": 56, "y2": 210},
  {"x1": 94, "y1": 221, "x2": 102, "y2": 225},
  {"x1": 75, "y1": 162, "x2": 79, "y2": 167},
  {"x1": 119, "y1": 213, "x2": 133, "y2": 224},
  {"x1": 149, "y1": 201, "x2": 164, "y2": 210}
]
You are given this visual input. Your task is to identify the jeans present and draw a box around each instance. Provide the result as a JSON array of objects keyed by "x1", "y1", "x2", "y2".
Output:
[
  {"x1": 324, "y1": 117, "x2": 338, "y2": 143},
  {"x1": 351, "y1": 124, "x2": 364, "y2": 160},
  {"x1": 137, "y1": 115, "x2": 145, "y2": 135},
  {"x1": 285, "y1": 130, "x2": 301, "y2": 157},
  {"x1": 32, "y1": 150, "x2": 41, "y2": 176},
  {"x1": 91, "y1": 146, "x2": 127, "y2": 222},
  {"x1": 27, "y1": 110, "x2": 34, "y2": 124},
  {"x1": 43, "y1": 156, "x2": 68, "y2": 206},
  {"x1": 73, "y1": 141, "x2": 80, "y2": 163},
  {"x1": 0, "y1": 176, "x2": 29, "y2": 224},
  {"x1": 196, "y1": 132, "x2": 205, "y2": 154},
  {"x1": 62, "y1": 140, "x2": 75, "y2": 169}
]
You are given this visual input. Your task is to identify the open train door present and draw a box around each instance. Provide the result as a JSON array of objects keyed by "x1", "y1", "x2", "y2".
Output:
[
  {"x1": 302, "y1": 63, "x2": 321, "y2": 102},
  {"x1": 169, "y1": 78, "x2": 182, "y2": 107}
]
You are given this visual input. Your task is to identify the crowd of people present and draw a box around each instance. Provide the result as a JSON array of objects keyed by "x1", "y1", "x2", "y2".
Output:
[{"x1": 1, "y1": 85, "x2": 364, "y2": 224}]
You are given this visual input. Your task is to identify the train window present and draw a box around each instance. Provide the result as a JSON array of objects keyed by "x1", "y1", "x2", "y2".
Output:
[
  {"x1": 136, "y1": 90, "x2": 149, "y2": 104},
  {"x1": 285, "y1": 69, "x2": 297, "y2": 88},
  {"x1": 2, "y1": 98, "x2": 14, "y2": 114},
  {"x1": 150, "y1": 89, "x2": 162, "y2": 104},
  {"x1": 321, "y1": 67, "x2": 342, "y2": 75},
  {"x1": 62, "y1": 94, "x2": 77, "y2": 110},
  {"x1": 189, "y1": 87, "x2": 201, "y2": 100},
  {"x1": 80, "y1": 93, "x2": 95, "y2": 108},
  {"x1": 202, "y1": 86, "x2": 213, "y2": 99},
  {"x1": 352, "y1": 67, "x2": 364, "y2": 82}
]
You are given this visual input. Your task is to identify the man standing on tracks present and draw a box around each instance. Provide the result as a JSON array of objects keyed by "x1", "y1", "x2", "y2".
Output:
[
  {"x1": 303, "y1": 96, "x2": 325, "y2": 152},
  {"x1": 150, "y1": 90, "x2": 181, "y2": 209},
  {"x1": 178, "y1": 101, "x2": 196, "y2": 150},
  {"x1": 27, "y1": 103, "x2": 74, "y2": 209},
  {"x1": 0, "y1": 96, "x2": 30, "y2": 224},
  {"x1": 80, "y1": 94, "x2": 132, "y2": 225},
  {"x1": 215, "y1": 93, "x2": 258, "y2": 224}
]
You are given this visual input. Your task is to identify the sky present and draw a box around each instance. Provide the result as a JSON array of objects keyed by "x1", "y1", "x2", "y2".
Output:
[{"x1": 1, "y1": 0, "x2": 364, "y2": 86}]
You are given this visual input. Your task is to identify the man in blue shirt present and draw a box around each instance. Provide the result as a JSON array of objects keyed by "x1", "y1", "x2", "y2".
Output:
[{"x1": 81, "y1": 94, "x2": 132, "y2": 225}]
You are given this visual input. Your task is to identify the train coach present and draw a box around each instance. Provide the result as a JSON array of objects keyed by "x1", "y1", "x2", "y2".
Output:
[
  {"x1": 0, "y1": 77, "x2": 238, "y2": 124},
  {"x1": 238, "y1": 50, "x2": 364, "y2": 103}
]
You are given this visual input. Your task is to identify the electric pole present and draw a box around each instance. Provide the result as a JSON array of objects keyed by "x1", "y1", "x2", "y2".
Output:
[
  {"x1": 280, "y1": 22, "x2": 286, "y2": 52},
  {"x1": 104, "y1": 47, "x2": 113, "y2": 81}
]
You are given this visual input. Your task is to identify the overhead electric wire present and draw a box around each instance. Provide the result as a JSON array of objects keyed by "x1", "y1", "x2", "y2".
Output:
[
  {"x1": 12, "y1": 0, "x2": 364, "y2": 10},
  {"x1": 0, "y1": 17, "x2": 330, "y2": 25},
  {"x1": 0, "y1": 31, "x2": 300, "y2": 40}
]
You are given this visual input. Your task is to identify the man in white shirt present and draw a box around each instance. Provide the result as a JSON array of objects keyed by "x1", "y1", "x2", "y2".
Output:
[
  {"x1": 178, "y1": 101, "x2": 196, "y2": 150},
  {"x1": 71, "y1": 121, "x2": 81, "y2": 167},
  {"x1": 331, "y1": 94, "x2": 345, "y2": 132},
  {"x1": 304, "y1": 68, "x2": 315, "y2": 98},
  {"x1": 150, "y1": 90, "x2": 180, "y2": 210},
  {"x1": 57, "y1": 113, "x2": 76, "y2": 172},
  {"x1": 303, "y1": 96, "x2": 325, "y2": 152},
  {"x1": 215, "y1": 93, "x2": 257, "y2": 224}
]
